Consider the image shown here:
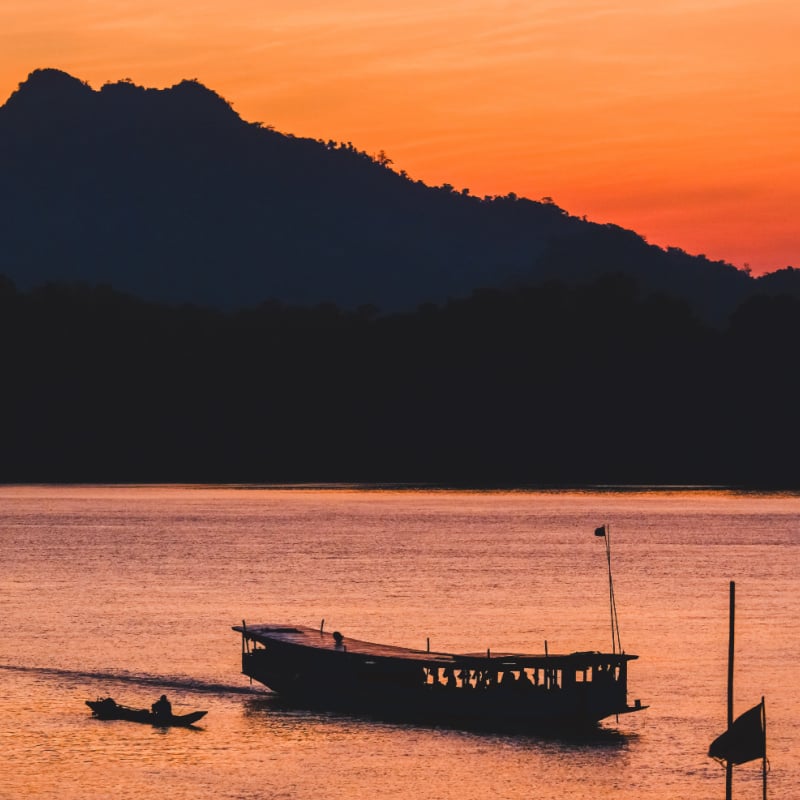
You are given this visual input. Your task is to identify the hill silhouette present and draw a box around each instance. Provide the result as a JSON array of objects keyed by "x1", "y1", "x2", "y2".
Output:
[{"x1": 0, "y1": 68, "x2": 775, "y2": 320}]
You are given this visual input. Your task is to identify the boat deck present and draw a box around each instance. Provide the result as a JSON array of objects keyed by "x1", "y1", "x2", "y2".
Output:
[{"x1": 233, "y1": 623, "x2": 637, "y2": 669}]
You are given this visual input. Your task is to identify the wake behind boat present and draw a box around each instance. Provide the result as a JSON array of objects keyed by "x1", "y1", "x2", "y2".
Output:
[{"x1": 86, "y1": 697, "x2": 207, "y2": 727}]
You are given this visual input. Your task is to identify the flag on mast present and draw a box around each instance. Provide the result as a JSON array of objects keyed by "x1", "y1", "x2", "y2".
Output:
[
  {"x1": 709, "y1": 700, "x2": 766, "y2": 765},
  {"x1": 594, "y1": 525, "x2": 607, "y2": 537}
]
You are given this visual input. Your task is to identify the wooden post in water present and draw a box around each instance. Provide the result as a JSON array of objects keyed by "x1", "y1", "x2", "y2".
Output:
[
  {"x1": 762, "y1": 696, "x2": 767, "y2": 800},
  {"x1": 711, "y1": 582, "x2": 767, "y2": 800},
  {"x1": 726, "y1": 581, "x2": 735, "y2": 800}
]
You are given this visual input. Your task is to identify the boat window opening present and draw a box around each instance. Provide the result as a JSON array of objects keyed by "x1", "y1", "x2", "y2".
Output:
[
  {"x1": 543, "y1": 668, "x2": 560, "y2": 690},
  {"x1": 499, "y1": 670, "x2": 514, "y2": 688},
  {"x1": 520, "y1": 669, "x2": 533, "y2": 687},
  {"x1": 591, "y1": 663, "x2": 620, "y2": 684}
]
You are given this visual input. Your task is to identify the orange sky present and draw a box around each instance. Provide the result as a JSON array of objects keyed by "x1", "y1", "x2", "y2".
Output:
[{"x1": 2, "y1": 0, "x2": 798, "y2": 274}]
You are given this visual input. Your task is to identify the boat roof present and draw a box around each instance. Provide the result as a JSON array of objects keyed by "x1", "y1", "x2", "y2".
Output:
[{"x1": 233, "y1": 623, "x2": 637, "y2": 669}]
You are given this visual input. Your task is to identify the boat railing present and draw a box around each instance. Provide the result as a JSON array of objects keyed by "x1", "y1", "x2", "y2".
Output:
[{"x1": 420, "y1": 661, "x2": 626, "y2": 696}]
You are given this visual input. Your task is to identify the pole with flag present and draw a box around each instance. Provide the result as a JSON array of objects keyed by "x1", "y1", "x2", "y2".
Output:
[
  {"x1": 595, "y1": 524, "x2": 622, "y2": 655},
  {"x1": 708, "y1": 581, "x2": 767, "y2": 799}
]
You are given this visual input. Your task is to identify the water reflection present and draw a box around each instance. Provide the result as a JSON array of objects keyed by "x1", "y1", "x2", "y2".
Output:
[{"x1": 241, "y1": 693, "x2": 635, "y2": 748}]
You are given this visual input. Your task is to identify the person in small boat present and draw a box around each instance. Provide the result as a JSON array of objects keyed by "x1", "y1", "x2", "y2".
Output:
[
  {"x1": 101, "y1": 697, "x2": 118, "y2": 710},
  {"x1": 151, "y1": 694, "x2": 172, "y2": 720}
]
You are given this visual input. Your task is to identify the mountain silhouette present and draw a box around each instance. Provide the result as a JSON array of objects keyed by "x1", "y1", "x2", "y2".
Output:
[{"x1": 0, "y1": 68, "x2": 770, "y2": 319}]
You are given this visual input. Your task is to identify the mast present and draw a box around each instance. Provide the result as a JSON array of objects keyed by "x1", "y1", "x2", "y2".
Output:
[{"x1": 596, "y1": 524, "x2": 622, "y2": 654}]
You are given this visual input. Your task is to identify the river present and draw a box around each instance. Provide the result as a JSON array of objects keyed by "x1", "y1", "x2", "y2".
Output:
[{"x1": 1, "y1": 485, "x2": 797, "y2": 799}]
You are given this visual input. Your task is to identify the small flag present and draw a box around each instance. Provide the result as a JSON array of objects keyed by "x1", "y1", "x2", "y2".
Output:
[
  {"x1": 708, "y1": 701, "x2": 765, "y2": 765},
  {"x1": 594, "y1": 525, "x2": 607, "y2": 537}
]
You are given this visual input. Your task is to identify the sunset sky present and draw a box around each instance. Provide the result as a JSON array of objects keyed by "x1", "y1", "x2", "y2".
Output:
[{"x1": 2, "y1": 0, "x2": 798, "y2": 274}]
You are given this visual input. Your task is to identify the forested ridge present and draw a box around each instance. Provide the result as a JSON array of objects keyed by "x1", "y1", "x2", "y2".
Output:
[
  {"x1": 4, "y1": 68, "x2": 797, "y2": 323},
  {"x1": 3, "y1": 274, "x2": 798, "y2": 487}
]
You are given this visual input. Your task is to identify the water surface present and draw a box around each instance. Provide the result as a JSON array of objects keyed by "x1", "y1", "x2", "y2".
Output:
[{"x1": 1, "y1": 485, "x2": 797, "y2": 798}]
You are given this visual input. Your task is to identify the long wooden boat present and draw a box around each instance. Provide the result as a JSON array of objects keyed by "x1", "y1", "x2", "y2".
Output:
[
  {"x1": 86, "y1": 698, "x2": 207, "y2": 727},
  {"x1": 233, "y1": 622, "x2": 646, "y2": 728}
]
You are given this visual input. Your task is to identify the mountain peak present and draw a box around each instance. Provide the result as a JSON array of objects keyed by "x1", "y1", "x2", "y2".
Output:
[
  {"x1": 3, "y1": 68, "x2": 94, "y2": 119},
  {"x1": 98, "y1": 76, "x2": 242, "y2": 128},
  {"x1": 1, "y1": 69, "x2": 242, "y2": 130},
  {"x1": 16, "y1": 67, "x2": 91, "y2": 94}
]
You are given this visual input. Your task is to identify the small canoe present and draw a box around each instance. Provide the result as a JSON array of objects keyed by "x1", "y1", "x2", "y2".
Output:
[{"x1": 86, "y1": 698, "x2": 207, "y2": 727}]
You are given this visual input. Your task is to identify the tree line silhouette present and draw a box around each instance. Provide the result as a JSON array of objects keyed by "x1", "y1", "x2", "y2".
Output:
[{"x1": 2, "y1": 273, "x2": 798, "y2": 487}]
